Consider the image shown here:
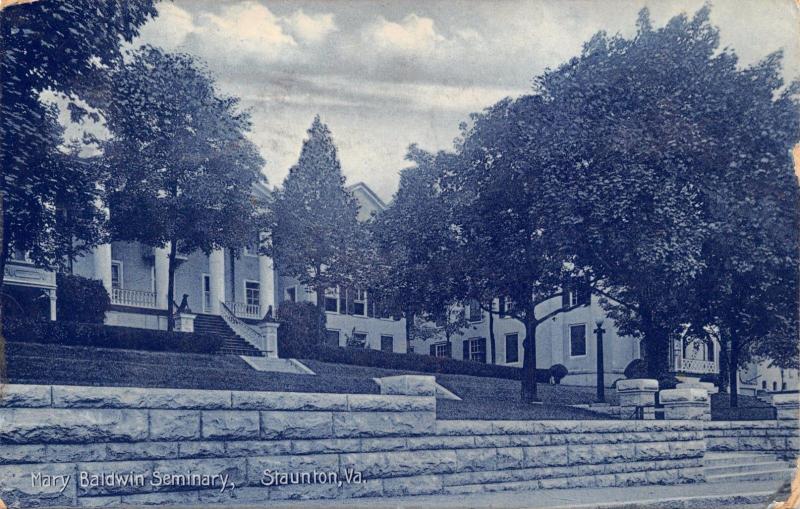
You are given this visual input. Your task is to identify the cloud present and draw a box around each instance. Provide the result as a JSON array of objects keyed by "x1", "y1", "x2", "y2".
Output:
[
  {"x1": 135, "y1": 2, "x2": 196, "y2": 51},
  {"x1": 365, "y1": 14, "x2": 445, "y2": 54},
  {"x1": 282, "y1": 10, "x2": 338, "y2": 44},
  {"x1": 195, "y1": 2, "x2": 297, "y2": 59}
]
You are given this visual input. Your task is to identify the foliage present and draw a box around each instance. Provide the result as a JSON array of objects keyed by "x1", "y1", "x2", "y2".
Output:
[
  {"x1": 0, "y1": 0, "x2": 157, "y2": 292},
  {"x1": 268, "y1": 117, "x2": 362, "y2": 305},
  {"x1": 276, "y1": 301, "x2": 327, "y2": 358},
  {"x1": 298, "y1": 343, "x2": 549, "y2": 381},
  {"x1": 56, "y1": 273, "x2": 110, "y2": 324},
  {"x1": 549, "y1": 364, "x2": 568, "y2": 384},
  {"x1": 101, "y1": 47, "x2": 267, "y2": 329},
  {"x1": 658, "y1": 375, "x2": 680, "y2": 390},
  {"x1": 623, "y1": 359, "x2": 649, "y2": 380},
  {"x1": 3, "y1": 318, "x2": 221, "y2": 354}
]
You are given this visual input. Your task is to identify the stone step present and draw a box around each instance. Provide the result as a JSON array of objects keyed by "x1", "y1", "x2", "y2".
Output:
[
  {"x1": 705, "y1": 468, "x2": 796, "y2": 484},
  {"x1": 704, "y1": 461, "x2": 795, "y2": 476},
  {"x1": 704, "y1": 453, "x2": 779, "y2": 467}
]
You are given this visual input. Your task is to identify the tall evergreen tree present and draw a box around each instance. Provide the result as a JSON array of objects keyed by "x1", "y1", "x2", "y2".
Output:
[{"x1": 269, "y1": 116, "x2": 361, "y2": 308}]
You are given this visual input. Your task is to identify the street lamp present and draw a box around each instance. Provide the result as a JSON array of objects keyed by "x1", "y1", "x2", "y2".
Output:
[{"x1": 594, "y1": 317, "x2": 606, "y2": 402}]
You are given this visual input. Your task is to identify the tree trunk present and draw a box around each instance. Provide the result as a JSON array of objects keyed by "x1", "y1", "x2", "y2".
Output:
[
  {"x1": 488, "y1": 303, "x2": 496, "y2": 364},
  {"x1": 404, "y1": 308, "x2": 414, "y2": 353},
  {"x1": 166, "y1": 241, "x2": 178, "y2": 331},
  {"x1": 521, "y1": 305, "x2": 539, "y2": 403},
  {"x1": 0, "y1": 191, "x2": 7, "y2": 384},
  {"x1": 729, "y1": 327, "x2": 739, "y2": 407},
  {"x1": 639, "y1": 305, "x2": 669, "y2": 380},
  {"x1": 717, "y1": 337, "x2": 730, "y2": 393}
]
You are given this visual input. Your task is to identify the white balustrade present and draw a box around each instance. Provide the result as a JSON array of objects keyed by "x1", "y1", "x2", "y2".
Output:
[
  {"x1": 224, "y1": 301, "x2": 261, "y2": 320},
  {"x1": 219, "y1": 302, "x2": 266, "y2": 353},
  {"x1": 677, "y1": 358, "x2": 718, "y2": 375},
  {"x1": 111, "y1": 288, "x2": 158, "y2": 308}
]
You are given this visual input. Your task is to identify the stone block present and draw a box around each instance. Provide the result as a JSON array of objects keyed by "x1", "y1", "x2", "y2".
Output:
[
  {"x1": 645, "y1": 468, "x2": 680, "y2": 485},
  {"x1": 340, "y1": 450, "x2": 458, "y2": 478},
  {"x1": 474, "y1": 434, "x2": 549, "y2": 448},
  {"x1": 522, "y1": 446, "x2": 569, "y2": 468},
  {"x1": 405, "y1": 435, "x2": 475, "y2": 451},
  {"x1": 0, "y1": 385, "x2": 51, "y2": 407},
  {"x1": 77, "y1": 495, "x2": 123, "y2": 507},
  {"x1": 434, "y1": 420, "x2": 493, "y2": 436},
  {"x1": 0, "y1": 444, "x2": 47, "y2": 464},
  {"x1": 149, "y1": 410, "x2": 200, "y2": 441},
  {"x1": 201, "y1": 411, "x2": 259, "y2": 440},
  {"x1": 670, "y1": 440, "x2": 705, "y2": 459},
  {"x1": 347, "y1": 394, "x2": 435, "y2": 412},
  {"x1": 617, "y1": 379, "x2": 659, "y2": 392},
  {"x1": 0, "y1": 463, "x2": 76, "y2": 507},
  {"x1": 567, "y1": 445, "x2": 595, "y2": 465},
  {"x1": 224, "y1": 440, "x2": 292, "y2": 457},
  {"x1": 104, "y1": 442, "x2": 177, "y2": 461},
  {"x1": 378, "y1": 375, "x2": 436, "y2": 396},
  {"x1": 496, "y1": 447, "x2": 525, "y2": 470},
  {"x1": 120, "y1": 490, "x2": 198, "y2": 505},
  {"x1": 593, "y1": 443, "x2": 636, "y2": 463},
  {"x1": 52, "y1": 385, "x2": 231, "y2": 409},
  {"x1": 381, "y1": 474, "x2": 443, "y2": 496},
  {"x1": 359, "y1": 437, "x2": 407, "y2": 452},
  {"x1": 614, "y1": 470, "x2": 648, "y2": 486},
  {"x1": 260, "y1": 411, "x2": 332, "y2": 439},
  {"x1": 151, "y1": 457, "x2": 246, "y2": 493},
  {"x1": 290, "y1": 438, "x2": 360, "y2": 455},
  {"x1": 333, "y1": 411, "x2": 434, "y2": 438},
  {"x1": 0, "y1": 408, "x2": 148, "y2": 444},
  {"x1": 268, "y1": 482, "x2": 339, "y2": 500},
  {"x1": 178, "y1": 441, "x2": 226, "y2": 459},
  {"x1": 340, "y1": 478, "x2": 383, "y2": 498},
  {"x1": 661, "y1": 388, "x2": 711, "y2": 421},
  {"x1": 43, "y1": 444, "x2": 108, "y2": 463},
  {"x1": 635, "y1": 441, "x2": 672, "y2": 461},
  {"x1": 455, "y1": 448, "x2": 497, "y2": 472},
  {"x1": 231, "y1": 391, "x2": 347, "y2": 411}
]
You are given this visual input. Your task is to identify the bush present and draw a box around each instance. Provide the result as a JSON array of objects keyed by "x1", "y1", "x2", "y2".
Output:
[
  {"x1": 658, "y1": 375, "x2": 680, "y2": 390},
  {"x1": 296, "y1": 342, "x2": 550, "y2": 381},
  {"x1": 56, "y1": 273, "x2": 110, "y2": 323},
  {"x1": 276, "y1": 301, "x2": 327, "y2": 357},
  {"x1": 549, "y1": 364, "x2": 568, "y2": 384},
  {"x1": 624, "y1": 359, "x2": 649, "y2": 379},
  {"x1": 699, "y1": 373, "x2": 720, "y2": 385},
  {"x1": 3, "y1": 318, "x2": 222, "y2": 354}
]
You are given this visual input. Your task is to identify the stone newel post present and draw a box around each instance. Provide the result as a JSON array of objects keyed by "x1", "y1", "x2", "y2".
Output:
[
  {"x1": 616, "y1": 379, "x2": 658, "y2": 419},
  {"x1": 256, "y1": 320, "x2": 280, "y2": 359},
  {"x1": 660, "y1": 388, "x2": 711, "y2": 420}
]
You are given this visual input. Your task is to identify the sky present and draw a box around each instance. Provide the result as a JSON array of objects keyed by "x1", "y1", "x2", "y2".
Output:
[{"x1": 124, "y1": 0, "x2": 800, "y2": 201}]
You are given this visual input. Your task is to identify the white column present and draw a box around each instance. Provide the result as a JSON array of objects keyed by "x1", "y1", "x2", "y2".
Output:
[
  {"x1": 154, "y1": 245, "x2": 170, "y2": 309},
  {"x1": 92, "y1": 243, "x2": 113, "y2": 294},
  {"x1": 258, "y1": 254, "x2": 276, "y2": 318},
  {"x1": 47, "y1": 288, "x2": 57, "y2": 321},
  {"x1": 209, "y1": 248, "x2": 226, "y2": 314}
]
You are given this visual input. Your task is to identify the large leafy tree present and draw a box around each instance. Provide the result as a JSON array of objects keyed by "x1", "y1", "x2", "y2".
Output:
[
  {"x1": 101, "y1": 47, "x2": 266, "y2": 330},
  {"x1": 444, "y1": 96, "x2": 592, "y2": 403},
  {"x1": 535, "y1": 8, "x2": 800, "y2": 395},
  {"x1": 269, "y1": 116, "x2": 362, "y2": 308}
]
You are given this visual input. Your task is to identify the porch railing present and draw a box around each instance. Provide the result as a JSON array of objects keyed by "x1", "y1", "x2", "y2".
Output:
[
  {"x1": 111, "y1": 288, "x2": 158, "y2": 309},
  {"x1": 675, "y1": 358, "x2": 718, "y2": 375},
  {"x1": 224, "y1": 301, "x2": 261, "y2": 320}
]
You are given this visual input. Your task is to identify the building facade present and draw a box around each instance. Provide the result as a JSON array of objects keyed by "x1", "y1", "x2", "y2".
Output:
[{"x1": 3, "y1": 181, "x2": 794, "y2": 391}]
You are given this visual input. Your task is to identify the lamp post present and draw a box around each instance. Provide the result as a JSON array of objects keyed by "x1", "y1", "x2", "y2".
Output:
[{"x1": 594, "y1": 317, "x2": 606, "y2": 402}]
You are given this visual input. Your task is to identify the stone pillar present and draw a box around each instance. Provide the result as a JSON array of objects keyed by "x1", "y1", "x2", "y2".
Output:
[
  {"x1": 208, "y1": 248, "x2": 225, "y2": 314},
  {"x1": 769, "y1": 393, "x2": 800, "y2": 420},
  {"x1": 175, "y1": 312, "x2": 196, "y2": 333},
  {"x1": 92, "y1": 243, "x2": 113, "y2": 294},
  {"x1": 617, "y1": 378, "x2": 658, "y2": 419},
  {"x1": 660, "y1": 388, "x2": 711, "y2": 420},
  {"x1": 258, "y1": 254, "x2": 275, "y2": 317},
  {"x1": 154, "y1": 245, "x2": 170, "y2": 309},
  {"x1": 256, "y1": 321, "x2": 280, "y2": 358},
  {"x1": 47, "y1": 288, "x2": 57, "y2": 321}
]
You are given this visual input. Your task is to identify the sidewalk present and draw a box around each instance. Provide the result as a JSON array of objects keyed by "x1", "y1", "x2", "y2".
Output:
[{"x1": 50, "y1": 480, "x2": 782, "y2": 509}]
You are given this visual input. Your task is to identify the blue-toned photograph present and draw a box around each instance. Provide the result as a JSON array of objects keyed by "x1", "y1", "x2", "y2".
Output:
[{"x1": 1, "y1": 1, "x2": 798, "y2": 508}]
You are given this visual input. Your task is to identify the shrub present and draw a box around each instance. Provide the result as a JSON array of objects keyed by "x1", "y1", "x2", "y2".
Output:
[
  {"x1": 699, "y1": 373, "x2": 719, "y2": 385},
  {"x1": 296, "y1": 342, "x2": 550, "y2": 381},
  {"x1": 549, "y1": 364, "x2": 568, "y2": 384},
  {"x1": 56, "y1": 273, "x2": 110, "y2": 323},
  {"x1": 276, "y1": 301, "x2": 327, "y2": 357},
  {"x1": 3, "y1": 317, "x2": 221, "y2": 354},
  {"x1": 624, "y1": 359, "x2": 649, "y2": 379},
  {"x1": 658, "y1": 375, "x2": 680, "y2": 390}
]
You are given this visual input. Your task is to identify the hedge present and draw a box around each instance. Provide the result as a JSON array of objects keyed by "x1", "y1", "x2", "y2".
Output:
[
  {"x1": 3, "y1": 318, "x2": 222, "y2": 354},
  {"x1": 289, "y1": 342, "x2": 550, "y2": 382}
]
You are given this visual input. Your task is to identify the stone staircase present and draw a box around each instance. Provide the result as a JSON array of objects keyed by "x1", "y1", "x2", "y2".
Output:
[
  {"x1": 194, "y1": 313, "x2": 264, "y2": 357},
  {"x1": 704, "y1": 452, "x2": 796, "y2": 484}
]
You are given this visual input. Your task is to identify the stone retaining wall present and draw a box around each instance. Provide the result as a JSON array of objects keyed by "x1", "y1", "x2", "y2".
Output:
[
  {"x1": 704, "y1": 420, "x2": 799, "y2": 459},
  {"x1": 2, "y1": 384, "x2": 705, "y2": 507}
]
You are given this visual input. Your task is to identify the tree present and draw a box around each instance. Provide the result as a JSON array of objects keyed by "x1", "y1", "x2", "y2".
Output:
[
  {"x1": 533, "y1": 7, "x2": 800, "y2": 394},
  {"x1": 269, "y1": 116, "x2": 362, "y2": 308},
  {"x1": 443, "y1": 96, "x2": 592, "y2": 402},
  {"x1": 101, "y1": 47, "x2": 266, "y2": 330}
]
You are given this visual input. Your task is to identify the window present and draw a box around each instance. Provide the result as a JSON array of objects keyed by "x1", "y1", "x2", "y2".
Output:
[
  {"x1": 324, "y1": 287, "x2": 339, "y2": 313},
  {"x1": 286, "y1": 286, "x2": 296, "y2": 303},
  {"x1": 351, "y1": 332, "x2": 368, "y2": 347},
  {"x1": 245, "y1": 281, "x2": 260, "y2": 306},
  {"x1": 564, "y1": 286, "x2": 590, "y2": 309},
  {"x1": 432, "y1": 342, "x2": 451, "y2": 358},
  {"x1": 773, "y1": 381, "x2": 778, "y2": 391},
  {"x1": 202, "y1": 274, "x2": 211, "y2": 312},
  {"x1": 466, "y1": 337, "x2": 487, "y2": 363},
  {"x1": 353, "y1": 289, "x2": 366, "y2": 316},
  {"x1": 325, "y1": 329, "x2": 340, "y2": 346},
  {"x1": 570, "y1": 324, "x2": 587, "y2": 357},
  {"x1": 380, "y1": 335, "x2": 394, "y2": 352},
  {"x1": 707, "y1": 342, "x2": 715, "y2": 362},
  {"x1": 762, "y1": 381, "x2": 767, "y2": 390},
  {"x1": 505, "y1": 333, "x2": 519, "y2": 363},
  {"x1": 467, "y1": 299, "x2": 482, "y2": 322},
  {"x1": 111, "y1": 261, "x2": 123, "y2": 289},
  {"x1": 782, "y1": 382, "x2": 787, "y2": 391}
]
